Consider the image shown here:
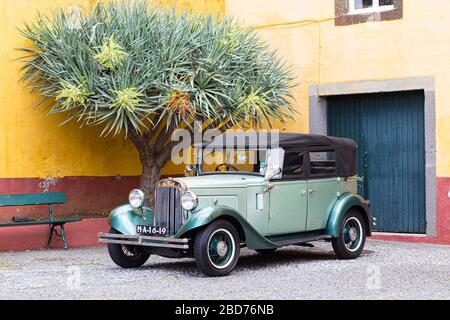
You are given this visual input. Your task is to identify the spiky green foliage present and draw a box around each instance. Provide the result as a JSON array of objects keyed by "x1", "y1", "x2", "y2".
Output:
[{"x1": 19, "y1": 0, "x2": 296, "y2": 137}]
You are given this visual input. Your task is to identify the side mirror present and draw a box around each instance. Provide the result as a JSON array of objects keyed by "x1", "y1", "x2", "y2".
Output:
[
  {"x1": 265, "y1": 166, "x2": 282, "y2": 180},
  {"x1": 184, "y1": 165, "x2": 198, "y2": 177}
]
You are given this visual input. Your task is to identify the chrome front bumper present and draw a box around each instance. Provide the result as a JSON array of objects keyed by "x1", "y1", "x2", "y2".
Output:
[{"x1": 98, "y1": 232, "x2": 190, "y2": 250}]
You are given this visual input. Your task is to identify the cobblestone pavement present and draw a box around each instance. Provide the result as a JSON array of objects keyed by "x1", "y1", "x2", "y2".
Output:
[{"x1": 0, "y1": 240, "x2": 448, "y2": 300}]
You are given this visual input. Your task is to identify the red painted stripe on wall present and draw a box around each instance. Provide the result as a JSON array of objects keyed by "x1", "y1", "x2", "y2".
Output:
[
  {"x1": 0, "y1": 176, "x2": 140, "y2": 221},
  {"x1": 0, "y1": 218, "x2": 109, "y2": 252},
  {"x1": 437, "y1": 177, "x2": 450, "y2": 242}
]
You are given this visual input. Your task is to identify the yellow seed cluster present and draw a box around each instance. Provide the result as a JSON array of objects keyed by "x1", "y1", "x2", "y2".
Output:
[
  {"x1": 94, "y1": 36, "x2": 129, "y2": 69},
  {"x1": 112, "y1": 87, "x2": 143, "y2": 113},
  {"x1": 239, "y1": 90, "x2": 267, "y2": 113},
  {"x1": 55, "y1": 82, "x2": 92, "y2": 109}
]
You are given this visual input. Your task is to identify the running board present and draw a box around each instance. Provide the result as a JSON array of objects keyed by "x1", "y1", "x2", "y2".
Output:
[{"x1": 269, "y1": 235, "x2": 331, "y2": 247}]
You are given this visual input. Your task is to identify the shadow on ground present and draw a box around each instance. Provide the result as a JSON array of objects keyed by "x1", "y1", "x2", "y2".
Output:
[{"x1": 126, "y1": 246, "x2": 377, "y2": 277}]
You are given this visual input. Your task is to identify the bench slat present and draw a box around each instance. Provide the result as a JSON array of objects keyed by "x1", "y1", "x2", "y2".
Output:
[
  {"x1": 0, "y1": 217, "x2": 81, "y2": 227},
  {"x1": 0, "y1": 193, "x2": 67, "y2": 207}
]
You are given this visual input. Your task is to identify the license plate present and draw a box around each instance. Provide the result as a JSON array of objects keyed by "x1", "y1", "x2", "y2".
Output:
[{"x1": 136, "y1": 225, "x2": 167, "y2": 236}]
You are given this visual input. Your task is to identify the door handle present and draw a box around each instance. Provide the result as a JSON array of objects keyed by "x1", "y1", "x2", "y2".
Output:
[
  {"x1": 301, "y1": 189, "x2": 307, "y2": 196},
  {"x1": 308, "y1": 189, "x2": 316, "y2": 194},
  {"x1": 363, "y1": 152, "x2": 368, "y2": 170}
]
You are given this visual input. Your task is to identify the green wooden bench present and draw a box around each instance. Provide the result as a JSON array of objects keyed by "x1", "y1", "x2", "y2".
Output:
[{"x1": 0, "y1": 193, "x2": 81, "y2": 250}]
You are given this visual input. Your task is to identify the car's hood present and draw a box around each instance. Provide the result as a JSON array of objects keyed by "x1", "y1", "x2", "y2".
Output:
[{"x1": 174, "y1": 174, "x2": 265, "y2": 189}]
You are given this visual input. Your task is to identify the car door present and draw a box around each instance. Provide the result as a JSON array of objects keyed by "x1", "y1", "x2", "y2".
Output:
[
  {"x1": 246, "y1": 184, "x2": 271, "y2": 236},
  {"x1": 306, "y1": 149, "x2": 340, "y2": 231},
  {"x1": 268, "y1": 150, "x2": 308, "y2": 235}
]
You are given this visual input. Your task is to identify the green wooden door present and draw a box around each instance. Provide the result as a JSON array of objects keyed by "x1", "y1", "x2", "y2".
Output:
[{"x1": 327, "y1": 91, "x2": 426, "y2": 234}]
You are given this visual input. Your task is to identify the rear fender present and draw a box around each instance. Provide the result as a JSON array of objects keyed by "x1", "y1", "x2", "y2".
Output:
[{"x1": 326, "y1": 193, "x2": 372, "y2": 238}]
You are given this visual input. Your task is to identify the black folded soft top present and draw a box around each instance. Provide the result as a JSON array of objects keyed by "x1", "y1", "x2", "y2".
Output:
[{"x1": 195, "y1": 132, "x2": 357, "y2": 177}]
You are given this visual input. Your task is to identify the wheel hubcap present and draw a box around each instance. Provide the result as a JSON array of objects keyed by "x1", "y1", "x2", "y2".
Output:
[
  {"x1": 216, "y1": 241, "x2": 228, "y2": 257},
  {"x1": 207, "y1": 229, "x2": 235, "y2": 269},
  {"x1": 343, "y1": 217, "x2": 363, "y2": 252},
  {"x1": 349, "y1": 227, "x2": 358, "y2": 241}
]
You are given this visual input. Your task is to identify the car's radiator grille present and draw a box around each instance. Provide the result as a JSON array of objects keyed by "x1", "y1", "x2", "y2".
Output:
[{"x1": 154, "y1": 185, "x2": 183, "y2": 236}]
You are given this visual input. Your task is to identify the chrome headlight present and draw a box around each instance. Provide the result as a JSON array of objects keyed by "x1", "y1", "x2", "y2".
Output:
[
  {"x1": 129, "y1": 189, "x2": 145, "y2": 208},
  {"x1": 181, "y1": 191, "x2": 198, "y2": 211}
]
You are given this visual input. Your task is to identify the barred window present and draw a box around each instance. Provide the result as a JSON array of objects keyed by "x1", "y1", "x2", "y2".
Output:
[
  {"x1": 350, "y1": 0, "x2": 394, "y2": 14},
  {"x1": 335, "y1": 0, "x2": 403, "y2": 26}
]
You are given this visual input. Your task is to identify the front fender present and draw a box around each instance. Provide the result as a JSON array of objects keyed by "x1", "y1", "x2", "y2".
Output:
[
  {"x1": 326, "y1": 193, "x2": 372, "y2": 238},
  {"x1": 109, "y1": 204, "x2": 154, "y2": 235},
  {"x1": 176, "y1": 206, "x2": 280, "y2": 250}
]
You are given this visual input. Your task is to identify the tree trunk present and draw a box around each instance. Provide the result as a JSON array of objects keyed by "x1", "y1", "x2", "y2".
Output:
[
  {"x1": 127, "y1": 125, "x2": 176, "y2": 209},
  {"x1": 140, "y1": 159, "x2": 161, "y2": 209}
]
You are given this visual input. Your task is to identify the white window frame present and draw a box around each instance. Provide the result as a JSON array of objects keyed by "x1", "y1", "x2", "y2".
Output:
[{"x1": 349, "y1": 0, "x2": 395, "y2": 14}]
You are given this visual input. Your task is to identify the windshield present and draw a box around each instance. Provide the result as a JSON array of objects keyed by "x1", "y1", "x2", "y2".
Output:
[{"x1": 199, "y1": 149, "x2": 268, "y2": 175}]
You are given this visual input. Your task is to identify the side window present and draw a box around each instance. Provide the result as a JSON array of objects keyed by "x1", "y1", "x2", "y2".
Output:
[
  {"x1": 335, "y1": 0, "x2": 403, "y2": 26},
  {"x1": 282, "y1": 150, "x2": 305, "y2": 179},
  {"x1": 309, "y1": 151, "x2": 337, "y2": 177}
]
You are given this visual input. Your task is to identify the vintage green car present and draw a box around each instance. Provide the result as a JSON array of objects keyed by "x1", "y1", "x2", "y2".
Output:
[{"x1": 99, "y1": 133, "x2": 373, "y2": 277}]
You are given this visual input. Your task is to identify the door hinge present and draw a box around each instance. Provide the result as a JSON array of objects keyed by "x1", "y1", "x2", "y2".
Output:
[{"x1": 264, "y1": 183, "x2": 274, "y2": 193}]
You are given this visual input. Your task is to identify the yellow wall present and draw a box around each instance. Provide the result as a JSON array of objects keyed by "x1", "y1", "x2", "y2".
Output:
[
  {"x1": 3, "y1": 0, "x2": 450, "y2": 179},
  {"x1": 0, "y1": 0, "x2": 223, "y2": 179},
  {"x1": 226, "y1": 0, "x2": 450, "y2": 177}
]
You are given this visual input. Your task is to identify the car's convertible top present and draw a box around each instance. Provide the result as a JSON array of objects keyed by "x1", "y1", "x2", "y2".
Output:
[{"x1": 196, "y1": 132, "x2": 357, "y2": 177}]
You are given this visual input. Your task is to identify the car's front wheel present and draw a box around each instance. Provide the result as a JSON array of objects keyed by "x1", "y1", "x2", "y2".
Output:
[
  {"x1": 194, "y1": 220, "x2": 240, "y2": 277},
  {"x1": 332, "y1": 209, "x2": 366, "y2": 259},
  {"x1": 107, "y1": 228, "x2": 150, "y2": 268}
]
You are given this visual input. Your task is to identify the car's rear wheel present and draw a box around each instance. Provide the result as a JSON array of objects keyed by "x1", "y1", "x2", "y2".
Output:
[
  {"x1": 194, "y1": 220, "x2": 240, "y2": 277},
  {"x1": 107, "y1": 228, "x2": 150, "y2": 268},
  {"x1": 255, "y1": 249, "x2": 277, "y2": 254},
  {"x1": 332, "y1": 209, "x2": 366, "y2": 259}
]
